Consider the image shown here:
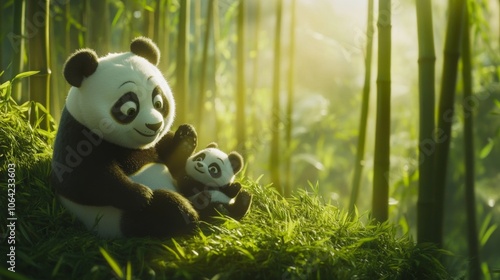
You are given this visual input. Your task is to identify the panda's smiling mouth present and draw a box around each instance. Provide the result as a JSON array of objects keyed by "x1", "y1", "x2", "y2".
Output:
[
  {"x1": 194, "y1": 166, "x2": 205, "y2": 174},
  {"x1": 134, "y1": 128, "x2": 157, "y2": 137}
]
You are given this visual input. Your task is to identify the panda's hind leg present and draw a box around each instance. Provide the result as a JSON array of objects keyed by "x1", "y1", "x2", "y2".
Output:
[{"x1": 121, "y1": 189, "x2": 199, "y2": 238}]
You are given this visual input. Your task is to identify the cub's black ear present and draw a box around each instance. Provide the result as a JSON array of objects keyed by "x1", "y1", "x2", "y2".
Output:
[
  {"x1": 130, "y1": 37, "x2": 160, "y2": 66},
  {"x1": 228, "y1": 152, "x2": 244, "y2": 174},
  {"x1": 206, "y1": 142, "x2": 218, "y2": 149},
  {"x1": 63, "y1": 49, "x2": 99, "y2": 87}
]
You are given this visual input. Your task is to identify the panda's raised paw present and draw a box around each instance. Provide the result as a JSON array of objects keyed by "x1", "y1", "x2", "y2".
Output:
[{"x1": 173, "y1": 124, "x2": 198, "y2": 155}]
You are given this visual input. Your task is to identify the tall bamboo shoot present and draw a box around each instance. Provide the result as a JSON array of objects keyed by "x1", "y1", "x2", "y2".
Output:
[
  {"x1": 461, "y1": 6, "x2": 481, "y2": 279},
  {"x1": 415, "y1": 0, "x2": 437, "y2": 244},
  {"x1": 270, "y1": 0, "x2": 283, "y2": 194},
  {"x1": 26, "y1": 0, "x2": 51, "y2": 130},
  {"x1": 372, "y1": 0, "x2": 392, "y2": 222},
  {"x1": 236, "y1": 0, "x2": 247, "y2": 153},
  {"x1": 349, "y1": 0, "x2": 374, "y2": 215},
  {"x1": 176, "y1": 0, "x2": 190, "y2": 125},
  {"x1": 433, "y1": 0, "x2": 465, "y2": 247}
]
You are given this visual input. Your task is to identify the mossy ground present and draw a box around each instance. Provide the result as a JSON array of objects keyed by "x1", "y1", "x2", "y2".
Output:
[{"x1": 0, "y1": 91, "x2": 451, "y2": 279}]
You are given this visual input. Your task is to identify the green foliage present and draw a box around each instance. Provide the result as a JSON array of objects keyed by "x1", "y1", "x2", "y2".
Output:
[
  {"x1": 0, "y1": 95, "x2": 451, "y2": 279},
  {"x1": 0, "y1": 71, "x2": 55, "y2": 171}
]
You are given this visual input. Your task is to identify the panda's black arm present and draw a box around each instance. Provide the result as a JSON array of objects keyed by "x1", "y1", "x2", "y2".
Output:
[
  {"x1": 155, "y1": 131, "x2": 176, "y2": 161},
  {"x1": 57, "y1": 165, "x2": 153, "y2": 212},
  {"x1": 103, "y1": 167, "x2": 154, "y2": 211}
]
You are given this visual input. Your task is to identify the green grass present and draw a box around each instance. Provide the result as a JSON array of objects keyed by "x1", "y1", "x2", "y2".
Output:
[{"x1": 0, "y1": 84, "x2": 452, "y2": 279}]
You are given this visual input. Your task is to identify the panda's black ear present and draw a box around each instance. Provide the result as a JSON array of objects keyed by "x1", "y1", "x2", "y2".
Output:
[
  {"x1": 63, "y1": 49, "x2": 99, "y2": 87},
  {"x1": 228, "y1": 152, "x2": 244, "y2": 174},
  {"x1": 206, "y1": 142, "x2": 218, "y2": 149},
  {"x1": 130, "y1": 37, "x2": 160, "y2": 66}
]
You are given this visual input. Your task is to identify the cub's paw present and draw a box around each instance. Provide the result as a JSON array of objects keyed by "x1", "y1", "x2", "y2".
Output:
[
  {"x1": 173, "y1": 124, "x2": 198, "y2": 156},
  {"x1": 226, "y1": 190, "x2": 253, "y2": 220},
  {"x1": 220, "y1": 182, "x2": 242, "y2": 198}
]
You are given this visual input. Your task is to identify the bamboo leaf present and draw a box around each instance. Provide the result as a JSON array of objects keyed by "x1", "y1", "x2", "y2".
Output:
[
  {"x1": 163, "y1": 245, "x2": 181, "y2": 260},
  {"x1": 99, "y1": 247, "x2": 124, "y2": 278},
  {"x1": 235, "y1": 246, "x2": 255, "y2": 260},
  {"x1": 172, "y1": 239, "x2": 186, "y2": 258},
  {"x1": 0, "y1": 81, "x2": 11, "y2": 91},
  {"x1": 479, "y1": 138, "x2": 494, "y2": 159},
  {"x1": 13, "y1": 70, "x2": 40, "y2": 81},
  {"x1": 126, "y1": 261, "x2": 132, "y2": 280},
  {"x1": 111, "y1": 5, "x2": 124, "y2": 27},
  {"x1": 480, "y1": 224, "x2": 497, "y2": 247},
  {"x1": 494, "y1": 99, "x2": 500, "y2": 109},
  {"x1": 479, "y1": 212, "x2": 492, "y2": 238}
]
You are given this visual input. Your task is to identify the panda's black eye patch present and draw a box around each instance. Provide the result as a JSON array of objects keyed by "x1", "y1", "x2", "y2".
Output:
[
  {"x1": 193, "y1": 153, "x2": 206, "y2": 162},
  {"x1": 152, "y1": 86, "x2": 169, "y2": 116},
  {"x1": 111, "y1": 92, "x2": 140, "y2": 124},
  {"x1": 208, "y1": 163, "x2": 221, "y2": 178}
]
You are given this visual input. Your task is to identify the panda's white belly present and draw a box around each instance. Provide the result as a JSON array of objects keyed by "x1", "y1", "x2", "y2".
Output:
[
  {"x1": 128, "y1": 163, "x2": 177, "y2": 191},
  {"x1": 59, "y1": 196, "x2": 123, "y2": 238}
]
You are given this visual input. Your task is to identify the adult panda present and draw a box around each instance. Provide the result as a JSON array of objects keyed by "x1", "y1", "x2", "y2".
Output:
[{"x1": 51, "y1": 37, "x2": 199, "y2": 238}]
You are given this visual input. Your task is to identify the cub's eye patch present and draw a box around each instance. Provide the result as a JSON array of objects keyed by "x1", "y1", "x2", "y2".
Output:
[
  {"x1": 152, "y1": 86, "x2": 169, "y2": 116},
  {"x1": 193, "y1": 153, "x2": 206, "y2": 162},
  {"x1": 208, "y1": 163, "x2": 221, "y2": 178},
  {"x1": 111, "y1": 92, "x2": 140, "y2": 124}
]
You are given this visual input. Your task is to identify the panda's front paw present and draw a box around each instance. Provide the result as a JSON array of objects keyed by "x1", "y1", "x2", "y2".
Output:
[
  {"x1": 173, "y1": 124, "x2": 198, "y2": 156},
  {"x1": 121, "y1": 185, "x2": 153, "y2": 211}
]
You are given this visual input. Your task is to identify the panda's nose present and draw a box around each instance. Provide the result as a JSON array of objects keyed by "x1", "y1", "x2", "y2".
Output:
[
  {"x1": 196, "y1": 162, "x2": 204, "y2": 168},
  {"x1": 146, "y1": 122, "x2": 162, "y2": 132}
]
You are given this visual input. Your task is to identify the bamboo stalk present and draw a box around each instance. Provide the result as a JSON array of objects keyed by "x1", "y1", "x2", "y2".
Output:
[
  {"x1": 176, "y1": 0, "x2": 190, "y2": 125},
  {"x1": 143, "y1": 7, "x2": 154, "y2": 39},
  {"x1": 433, "y1": 0, "x2": 466, "y2": 247},
  {"x1": 212, "y1": 0, "x2": 221, "y2": 138},
  {"x1": 49, "y1": 2, "x2": 62, "y2": 121},
  {"x1": 250, "y1": 0, "x2": 261, "y2": 136},
  {"x1": 86, "y1": 0, "x2": 109, "y2": 54},
  {"x1": 197, "y1": 0, "x2": 215, "y2": 132},
  {"x1": 236, "y1": 0, "x2": 247, "y2": 154},
  {"x1": 12, "y1": 0, "x2": 26, "y2": 103},
  {"x1": 284, "y1": 0, "x2": 297, "y2": 198},
  {"x1": 154, "y1": 0, "x2": 163, "y2": 44},
  {"x1": 461, "y1": 6, "x2": 481, "y2": 279},
  {"x1": 349, "y1": 0, "x2": 374, "y2": 215},
  {"x1": 270, "y1": 0, "x2": 283, "y2": 194},
  {"x1": 415, "y1": 0, "x2": 437, "y2": 244},
  {"x1": 161, "y1": 0, "x2": 171, "y2": 71},
  {"x1": 26, "y1": 0, "x2": 51, "y2": 130},
  {"x1": 372, "y1": 0, "x2": 392, "y2": 222},
  {"x1": 154, "y1": 0, "x2": 168, "y2": 81}
]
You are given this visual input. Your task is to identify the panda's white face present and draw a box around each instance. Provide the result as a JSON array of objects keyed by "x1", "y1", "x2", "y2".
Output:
[
  {"x1": 185, "y1": 148, "x2": 236, "y2": 187},
  {"x1": 65, "y1": 52, "x2": 175, "y2": 149}
]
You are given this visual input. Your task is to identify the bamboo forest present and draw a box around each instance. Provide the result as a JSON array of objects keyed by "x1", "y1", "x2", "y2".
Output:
[{"x1": 1, "y1": 0, "x2": 499, "y2": 279}]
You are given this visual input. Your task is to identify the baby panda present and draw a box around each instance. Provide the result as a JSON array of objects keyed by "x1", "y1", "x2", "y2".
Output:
[
  {"x1": 174, "y1": 143, "x2": 253, "y2": 220},
  {"x1": 51, "y1": 37, "x2": 200, "y2": 238}
]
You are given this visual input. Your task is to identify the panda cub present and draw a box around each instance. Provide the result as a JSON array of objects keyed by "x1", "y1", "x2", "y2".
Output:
[
  {"x1": 177, "y1": 143, "x2": 252, "y2": 220},
  {"x1": 52, "y1": 37, "x2": 200, "y2": 238},
  {"x1": 131, "y1": 143, "x2": 253, "y2": 220}
]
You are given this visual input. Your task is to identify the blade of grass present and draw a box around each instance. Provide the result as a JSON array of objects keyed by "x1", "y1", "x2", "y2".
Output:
[{"x1": 99, "y1": 247, "x2": 124, "y2": 278}]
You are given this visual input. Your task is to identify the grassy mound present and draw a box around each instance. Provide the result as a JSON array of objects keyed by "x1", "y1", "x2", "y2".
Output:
[{"x1": 0, "y1": 91, "x2": 451, "y2": 279}]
